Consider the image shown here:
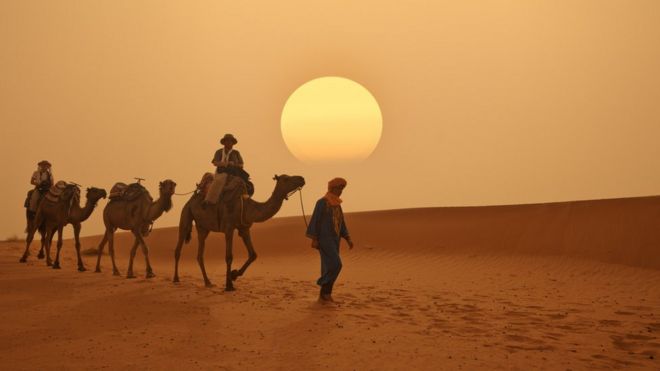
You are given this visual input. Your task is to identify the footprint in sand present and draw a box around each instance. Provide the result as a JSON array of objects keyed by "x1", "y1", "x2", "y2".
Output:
[
  {"x1": 598, "y1": 319, "x2": 621, "y2": 326},
  {"x1": 609, "y1": 333, "x2": 660, "y2": 358},
  {"x1": 614, "y1": 310, "x2": 637, "y2": 316}
]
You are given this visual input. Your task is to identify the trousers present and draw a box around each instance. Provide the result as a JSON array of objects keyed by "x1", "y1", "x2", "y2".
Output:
[
  {"x1": 29, "y1": 189, "x2": 42, "y2": 212},
  {"x1": 205, "y1": 173, "x2": 227, "y2": 204},
  {"x1": 317, "y1": 239, "x2": 342, "y2": 288}
]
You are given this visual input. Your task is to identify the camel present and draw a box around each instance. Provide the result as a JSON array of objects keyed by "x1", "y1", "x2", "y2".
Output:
[
  {"x1": 21, "y1": 185, "x2": 107, "y2": 270},
  {"x1": 94, "y1": 180, "x2": 177, "y2": 278},
  {"x1": 173, "y1": 174, "x2": 305, "y2": 291}
]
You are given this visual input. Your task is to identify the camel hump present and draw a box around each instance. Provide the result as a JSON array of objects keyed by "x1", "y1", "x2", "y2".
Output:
[
  {"x1": 220, "y1": 176, "x2": 253, "y2": 202},
  {"x1": 109, "y1": 182, "x2": 150, "y2": 202},
  {"x1": 45, "y1": 181, "x2": 80, "y2": 203},
  {"x1": 224, "y1": 175, "x2": 254, "y2": 197},
  {"x1": 225, "y1": 176, "x2": 244, "y2": 192},
  {"x1": 195, "y1": 172, "x2": 253, "y2": 200}
]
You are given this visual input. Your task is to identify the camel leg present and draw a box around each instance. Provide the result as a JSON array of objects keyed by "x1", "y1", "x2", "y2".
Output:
[
  {"x1": 94, "y1": 231, "x2": 109, "y2": 273},
  {"x1": 44, "y1": 227, "x2": 55, "y2": 267},
  {"x1": 232, "y1": 228, "x2": 257, "y2": 281},
  {"x1": 73, "y1": 223, "x2": 86, "y2": 272},
  {"x1": 52, "y1": 227, "x2": 64, "y2": 269},
  {"x1": 225, "y1": 230, "x2": 235, "y2": 291},
  {"x1": 196, "y1": 228, "x2": 213, "y2": 287},
  {"x1": 36, "y1": 223, "x2": 46, "y2": 259},
  {"x1": 108, "y1": 230, "x2": 120, "y2": 276},
  {"x1": 173, "y1": 235, "x2": 185, "y2": 283},
  {"x1": 20, "y1": 222, "x2": 38, "y2": 263},
  {"x1": 137, "y1": 234, "x2": 155, "y2": 279},
  {"x1": 37, "y1": 228, "x2": 46, "y2": 259},
  {"x1": 126, "y1": 233, "x2": 141, "y2": 279}
]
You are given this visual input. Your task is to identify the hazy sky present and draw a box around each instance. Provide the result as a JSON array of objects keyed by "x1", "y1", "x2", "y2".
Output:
[{"x1": 1, "y1": 1, "x2": 659, "y2": 239}]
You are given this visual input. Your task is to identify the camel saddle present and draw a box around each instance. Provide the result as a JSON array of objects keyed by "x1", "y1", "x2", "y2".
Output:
[
  {"x1": 196, "y1": 172, "x2": 215, "y2": 197},
  {"x1": 109, "y1": 182, "x2": 150, "y2": 202},
  {"x1": 196, "y1": 172, "x2": 255, "y2": 199},
  {"x1": 44, "y1": 181, "x2": 80, "y2": 203}
]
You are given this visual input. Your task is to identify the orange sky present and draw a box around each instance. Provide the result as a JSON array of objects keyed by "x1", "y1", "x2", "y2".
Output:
[{"x1": 1, "y1": 1, "x2": 659, "y2": 239}]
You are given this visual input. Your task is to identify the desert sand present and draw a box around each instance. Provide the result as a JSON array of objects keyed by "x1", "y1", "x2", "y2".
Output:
[{"x1": 1, "y1": 196, "x2": 659, "y2": 370}]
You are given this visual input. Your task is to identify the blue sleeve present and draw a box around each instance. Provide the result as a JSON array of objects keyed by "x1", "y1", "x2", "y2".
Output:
[
  {"x1": 340, "y1": 208, "x2": 349, "y2": 238},
  {"x1": 306, "y1": 199, "x2": 326, "y2": 239}
]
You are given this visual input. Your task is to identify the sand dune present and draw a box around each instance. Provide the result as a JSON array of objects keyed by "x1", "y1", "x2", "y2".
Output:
[
  {"x1": 84, "y1": 195, "x2": 660, "y2": 269},
  {"x1": 1, "y1": 196, "x2": 659, "y2": 370}
]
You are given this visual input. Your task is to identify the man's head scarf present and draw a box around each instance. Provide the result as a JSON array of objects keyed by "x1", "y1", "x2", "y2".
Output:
[
  {"x1": 324, "y1": 177, "x2": 347, "y2": 207},
  {"x1": 323, "y1": 177, "x2": 347, "y2": 235},
  {"x1": 327, "y1": 177, "x2": 347, "y2": 191}
]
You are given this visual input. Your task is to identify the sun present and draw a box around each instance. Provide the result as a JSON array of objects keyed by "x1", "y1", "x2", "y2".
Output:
[{"x1": 281, "y1": 77, "x2": 382, "y2": 163}]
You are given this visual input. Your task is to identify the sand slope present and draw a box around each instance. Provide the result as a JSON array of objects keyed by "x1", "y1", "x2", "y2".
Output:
[{"x1": 1, "y1": 196, "x2": 659, "y2": 370}]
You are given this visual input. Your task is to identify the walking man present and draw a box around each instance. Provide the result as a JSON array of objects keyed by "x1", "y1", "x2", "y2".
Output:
[{"x1": 306, "y1": 177, "x2": 354, "y2": 303}]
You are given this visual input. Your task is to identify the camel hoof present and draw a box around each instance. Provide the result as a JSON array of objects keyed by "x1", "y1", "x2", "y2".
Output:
[
  {"x1": 230, "y1": 270, "x2": 241, "y2": 281},
  {"x1": 78, "y1": 266, "x2": 87, "y2": 272},
  {"x1": 146, "y1": 272, "x2": 155, "y2": 279},
  {"x1": 113, "y1": 270, "x2": 121, "y2": 276},
  {"x1": 37, "y1": 252, "x2": 45, "y2": 259},
  {"x1": 225, "y1": 286, "x2": 235, "y2": 292},
  {"x1": 126, "y1": 274, "x2": 136, "y2": 279},
  {"x1": 19, "y1": 257, "x2": 27, "y2": 263},
  {"x1": 52, "y1": 264, "x2": 61, "y2": 270},
  {"x1": 94, "y1": 268, "x2": 101, "y2": 273},
  {"x1": 173, "y1": 277, "x2": 180, "y2": 283},
  {"x1": 205, "y1": 281, "x2": 215, "y2": 288}
]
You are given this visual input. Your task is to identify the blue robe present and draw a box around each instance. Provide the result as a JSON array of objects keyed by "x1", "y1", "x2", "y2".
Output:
[{"x1": 306, "y1": 198, "x2": 350, "y2": 288}]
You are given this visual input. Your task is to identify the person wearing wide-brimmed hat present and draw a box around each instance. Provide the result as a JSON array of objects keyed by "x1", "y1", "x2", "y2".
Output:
[
  {"x1": 204, "y1": 134, "x2": 245, "y2": 206},
  {"x1": 306, "y1": 177, "x2": 354, "y2": 303},
  {"x1": 27, "y1": 160, "x2": 54, "y2": 213}
]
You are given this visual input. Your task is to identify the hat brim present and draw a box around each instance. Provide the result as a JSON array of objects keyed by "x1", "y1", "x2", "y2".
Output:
[{"x1": 220, "y1": 138, "x2": 238, "y2": 145}]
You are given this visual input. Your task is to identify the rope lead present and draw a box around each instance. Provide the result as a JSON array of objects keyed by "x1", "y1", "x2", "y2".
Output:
[{"x1": 299, "y1": 188, "x2": 308, "y2": 228}]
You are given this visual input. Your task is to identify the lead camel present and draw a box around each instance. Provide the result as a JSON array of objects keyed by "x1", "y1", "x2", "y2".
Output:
[{"x1": 173, "y1": 174, "x2": 305, "y2": 291}]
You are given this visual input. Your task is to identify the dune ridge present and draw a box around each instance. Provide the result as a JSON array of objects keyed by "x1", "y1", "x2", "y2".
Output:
[{"x1": 77, "y1": 195, "x2": 660, "y2": 270}]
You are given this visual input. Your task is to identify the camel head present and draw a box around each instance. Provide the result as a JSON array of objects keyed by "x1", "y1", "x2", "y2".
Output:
[
  {"x1": 272, "y1": 174, "x2": 306, "y2": 199},
  {"x1": 85, "y1": 187, "x2": 107, "y2": 204},
  {"x1": 158, "y1": 179, "x2": 177, "y2": 212},
  {"x1": 159, "y1": 179, "x2": 177, "y2": 196}
]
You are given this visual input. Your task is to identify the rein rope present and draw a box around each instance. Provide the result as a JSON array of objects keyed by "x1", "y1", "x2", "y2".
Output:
[
  {"x1": 174, "y1": 189, "x2": 196, "y2": 196},
  {"x1": 286, "y1": 187, "x2": 308, "y2": 228}
]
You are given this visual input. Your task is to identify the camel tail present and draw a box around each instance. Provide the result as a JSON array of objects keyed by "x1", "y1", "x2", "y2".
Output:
[
  {"x1": 184, "y1": 228, "x2": 192, "y2": 244},
  {"x1": 179, "y1": 201, "x2": 194, "y2": 245}
]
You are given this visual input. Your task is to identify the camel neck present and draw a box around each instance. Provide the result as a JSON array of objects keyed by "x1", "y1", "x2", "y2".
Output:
[
  {"x1": 245, "y1": 191, "x2": 286, "y2": 223},
  {"x1": 67, "y1": 196, "x2": 96, "y2": 223},
  {"x1": 147, "y1": 194, "x2": 172, "y2": 222},
  {"x1": 78, "y1": 198, "x2": 98, "y2": 222}
]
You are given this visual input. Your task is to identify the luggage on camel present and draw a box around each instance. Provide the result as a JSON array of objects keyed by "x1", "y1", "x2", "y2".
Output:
[
  {"x1": 44, "y1": 181, "x2": 80, "y2": 203},
  {"x1": 109, "y1": 182, "x2": 151, "y2": 202}
]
